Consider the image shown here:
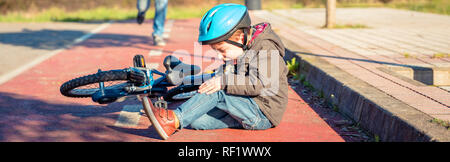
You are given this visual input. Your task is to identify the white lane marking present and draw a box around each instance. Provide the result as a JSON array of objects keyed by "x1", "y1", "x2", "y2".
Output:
[
  {"x1": 148, "y1": 49, "x2": 163, "y2": 56},
  {"x1": 114, "y1": 104, "x2": 143, "y2": 127},
  {"x1": 163, "y1": 33, "x2": 170, "y2": 39},
  {"x1": 73, "y1": 22, "x2": 111, "y2": 44},
  {"x1": 0, "y1": 21, "x2": 113, "y2": 86},
  {"x1": 146, "y1": 63, "x2": 159, "y2": 69},
  {"x1": 164, "y1": 20, "x2": 175, "y2": 31},
  {"x1": 163, "y1": 20, "x2": 174, "y2": 39}
]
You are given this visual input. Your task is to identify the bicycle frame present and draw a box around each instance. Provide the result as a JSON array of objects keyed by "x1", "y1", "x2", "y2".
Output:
[
  {"x1": 91, "y1": 67, "x2": 168, "y2": 104},
  {"x1": 91, "y1": 67, "x2": 216, "y2": 104}
]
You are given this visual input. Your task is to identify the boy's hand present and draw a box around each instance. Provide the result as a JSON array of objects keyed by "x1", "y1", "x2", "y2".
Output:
[{"x1": 198, "y1": 76, "x2": 223, "y2": 95}]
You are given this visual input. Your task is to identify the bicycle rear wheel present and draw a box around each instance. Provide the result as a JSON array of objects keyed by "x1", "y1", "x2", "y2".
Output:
[{"x1": 60, "y1": 70, "x2": 130, "y2": 98}]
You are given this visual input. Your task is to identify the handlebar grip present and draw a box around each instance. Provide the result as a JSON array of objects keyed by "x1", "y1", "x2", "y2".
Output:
[{"x1": 127, "y1": 68, "x2": 147, "y2": 84}]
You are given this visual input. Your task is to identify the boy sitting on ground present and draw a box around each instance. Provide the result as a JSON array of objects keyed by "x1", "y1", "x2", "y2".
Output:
[{"x1": 147, "y1": 3, "x2": 289, "y2": 140}]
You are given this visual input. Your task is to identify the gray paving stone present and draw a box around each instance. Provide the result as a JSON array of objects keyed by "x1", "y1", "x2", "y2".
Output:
[{"x1": 252, "y1": 8, "x2": 450, "y2": 141}]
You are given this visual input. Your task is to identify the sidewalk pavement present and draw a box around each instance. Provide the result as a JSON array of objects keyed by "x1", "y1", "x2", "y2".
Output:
[
  {"x1": 0, "y1": 19, "x2": 346, "y2": 141},
  {"x1": 250, "y1": 8, "x2": 450, "y2": 122}
]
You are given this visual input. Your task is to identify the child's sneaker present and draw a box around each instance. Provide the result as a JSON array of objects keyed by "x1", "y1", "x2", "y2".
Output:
[{"x1": 142, "y1": 97, "x2": 177, "y2": 140}]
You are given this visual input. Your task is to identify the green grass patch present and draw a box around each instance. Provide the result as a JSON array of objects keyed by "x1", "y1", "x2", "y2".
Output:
[
  {"x1": 318, "y1": 90, "x2": 324, "y2": 99},
  {"x1": 430, "y1": 118, "x2": 450, "y2": 130},
  {"x1": 337, "y1": 2, "x2": 386, "y2": 8},
  {"x1": 389, "y1": 0, "x2": 450, "y2": 16},
  {"x1": 338, "y1": 0, "x2": 450, "y2": 16},
  {"x1": 286, "y1": 57, "x2": 305, "y2": 83},
  {"x1": 333, "y1": 23, "x2": 369, "y2": 29},
  {"x1": 263, "y1": 0, "x2": 305, "y2": 11},
  {"x1": 166, "y1": 6, "x2": 210, "y2": 20},
  {"x1": 302, "y1": 80, "x2": 314, "y2": 90},
  {"x1": 402, "y1": 52, "x2": 417, "y2": 58},
  {"x1": 287, "y1": 57, "x2": 300, "y2": 76},
  {"x1": 0, "y1": 5, "x2": 210, "y2": 22},
  {"x1": 0, "y1": 7, "x2": 137, "y2": 22},
  {"x1": 2, "y1": 0, "x2": 449, "y2": 22},
  {"x1": 331, "y1": 104, "x2": 339, "y2": 112},
  {"x1": 299, "y1": 74, "x2": 306, "y2": 83},
  {"x1": 431, "y1": 53, "x2": 450, "y2": 59},
  {"x1": 374, "y1": 135, "x2": 380, "y2": 142}
]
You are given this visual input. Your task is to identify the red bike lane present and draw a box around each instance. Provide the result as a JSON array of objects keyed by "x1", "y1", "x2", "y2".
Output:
[{"x1": 0, "y1": 19, "x2": 344, "y2": 142}]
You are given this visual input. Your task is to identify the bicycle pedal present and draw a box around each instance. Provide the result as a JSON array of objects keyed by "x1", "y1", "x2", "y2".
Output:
[{"x1": 154, "y1": 99, "x2": 168, "y2": 109}]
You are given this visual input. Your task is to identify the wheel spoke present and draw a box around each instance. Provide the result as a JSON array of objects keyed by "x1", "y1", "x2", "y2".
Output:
[{"x1": 69, "y1": 81, "x2": 128, "y2": 96}]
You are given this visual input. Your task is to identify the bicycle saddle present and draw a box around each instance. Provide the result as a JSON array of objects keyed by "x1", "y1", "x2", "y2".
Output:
[{"x1": 163, "y1": 55, "x2": 201, "y2": 85}]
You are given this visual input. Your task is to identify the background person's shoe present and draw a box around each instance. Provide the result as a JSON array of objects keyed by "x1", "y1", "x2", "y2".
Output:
[
  {"x1": 153, "y1": 35, "x2": 166, "y2": 46},
  {"x1": 137, "y1": 12, "x2": 145, "y2": 25}
]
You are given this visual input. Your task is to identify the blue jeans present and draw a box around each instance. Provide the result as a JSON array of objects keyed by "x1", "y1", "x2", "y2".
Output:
[
  {"x1": 173, "y1": 90, "x2": 273, "y2": 130},
  {"x1": 137, "y1": 0, "x2": 168, "y2": 37}
]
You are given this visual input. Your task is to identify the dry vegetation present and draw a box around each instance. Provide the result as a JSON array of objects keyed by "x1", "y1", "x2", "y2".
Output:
[{"x1": 0, "y1": 0, "x2": 447, "y2": 22}]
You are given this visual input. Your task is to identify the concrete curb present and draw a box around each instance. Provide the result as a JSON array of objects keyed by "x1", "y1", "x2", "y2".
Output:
[{"x1": 281, "y1": 37, "x2": 450, "y2": 142}]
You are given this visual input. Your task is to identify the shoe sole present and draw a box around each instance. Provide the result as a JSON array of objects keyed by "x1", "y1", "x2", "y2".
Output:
[{"x1": 140, "y1": 95, "x2": 169, "y2": 140}]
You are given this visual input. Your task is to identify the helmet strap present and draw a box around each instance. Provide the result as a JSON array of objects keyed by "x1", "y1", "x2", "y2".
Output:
[{"x1": 224, "y1": 29, "x2": 249, "y2": 50}]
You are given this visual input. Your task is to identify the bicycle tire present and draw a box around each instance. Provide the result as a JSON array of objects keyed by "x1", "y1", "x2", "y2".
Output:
[
  {"x1": 60, "y1": 70, "x2": 129, "y2": 98},
  {"x1": 163, "y1": 84, "x2": 200, "y2": 101}
]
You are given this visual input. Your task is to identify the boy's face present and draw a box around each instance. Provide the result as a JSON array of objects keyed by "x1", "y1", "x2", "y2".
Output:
[{"x1": 210, "y1": 41, "x2": 244, "y2": 61}]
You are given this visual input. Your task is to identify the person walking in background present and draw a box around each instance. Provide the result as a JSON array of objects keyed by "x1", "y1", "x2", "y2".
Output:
[{"x1": 136, "y1": 0, "x2": 168, "y2": 46}]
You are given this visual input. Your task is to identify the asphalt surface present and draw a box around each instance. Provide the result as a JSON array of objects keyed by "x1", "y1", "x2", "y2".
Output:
[
  {"x1": 0, "y1": 22, "x2": 103, "y2": 78},
  {"x1": 0, "y1": 19, "x2": 353, "y2": 141}
]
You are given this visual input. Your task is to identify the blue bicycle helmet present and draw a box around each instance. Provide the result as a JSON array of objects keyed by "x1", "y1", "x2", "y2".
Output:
[{"x1": 198, "y1": 3, "x2": 251, "y2": 49}]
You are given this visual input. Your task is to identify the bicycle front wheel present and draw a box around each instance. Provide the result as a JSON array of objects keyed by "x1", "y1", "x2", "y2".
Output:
[{"x1": 60, "y1": 70, "x2": 130, "y2": 98}]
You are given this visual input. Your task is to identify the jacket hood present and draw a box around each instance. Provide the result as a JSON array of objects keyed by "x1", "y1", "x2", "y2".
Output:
[{"x1": 248, "y1": 23, "x2": 285, "y2": 57}]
